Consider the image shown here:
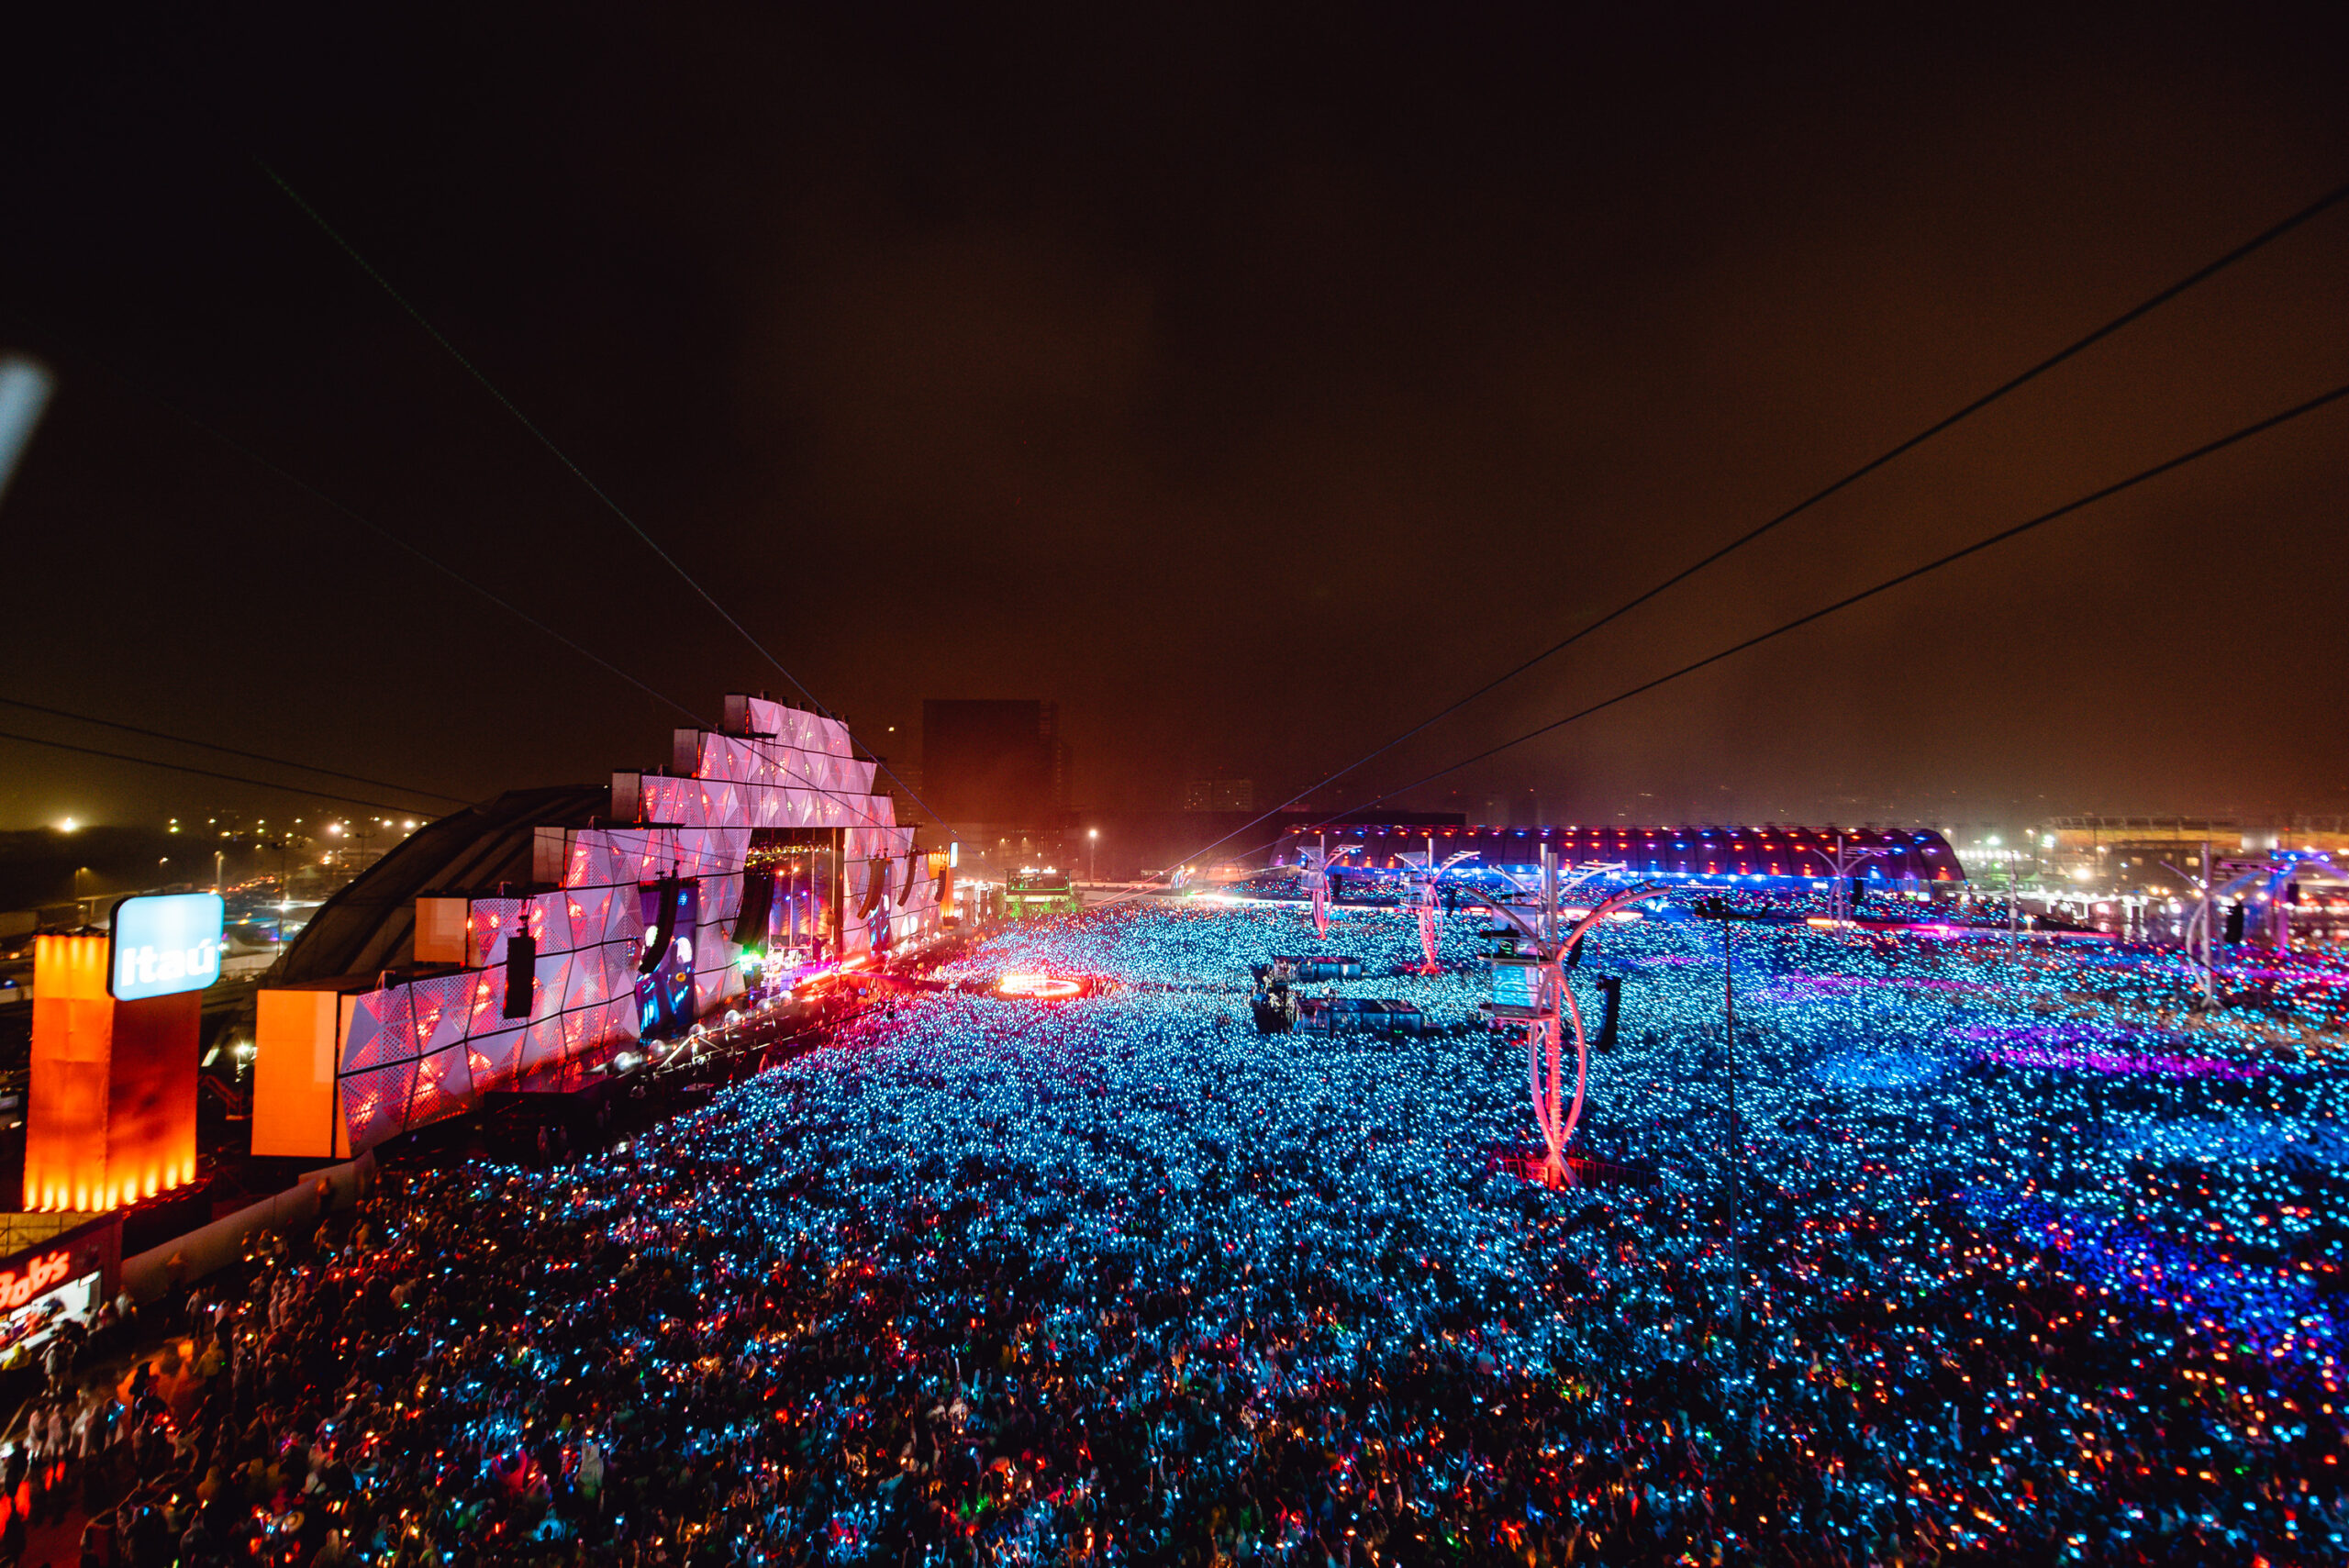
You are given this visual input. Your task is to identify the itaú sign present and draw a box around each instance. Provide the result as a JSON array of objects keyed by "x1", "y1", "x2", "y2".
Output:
[
  {"x1": 0, "y1": 1250, "x2": 72, "y2": 1311},
  {"x1": 109, "y1": 892, "x2": 226, "y2": 1002}
]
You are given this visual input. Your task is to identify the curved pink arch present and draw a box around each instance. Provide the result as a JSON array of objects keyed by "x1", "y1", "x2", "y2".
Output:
[{"x1": 1530, "y1": 883, "x2": 1671, "y2": 1184}]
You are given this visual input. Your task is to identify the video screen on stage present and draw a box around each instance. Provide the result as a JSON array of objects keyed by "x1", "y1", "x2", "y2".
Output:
[{"x1": 635, "y1": 881, "x2": 701, "y2": 1041}]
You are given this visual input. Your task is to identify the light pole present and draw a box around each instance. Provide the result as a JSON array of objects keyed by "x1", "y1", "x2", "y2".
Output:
[
  {"x1": 1087, "y1": 828, "x2": 1098, "y2": 883},
  {"x1": 2164, "y1": 841, "x2": 2220, "y2": 1006},
  {"x1": 1690, "y1": 894, "x2": 1762, "y2": 1450}
]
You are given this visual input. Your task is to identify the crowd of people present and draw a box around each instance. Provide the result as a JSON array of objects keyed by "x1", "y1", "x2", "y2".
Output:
[{"x1": 9, "y1": 898, "x2": 2343, "y2": 1565}]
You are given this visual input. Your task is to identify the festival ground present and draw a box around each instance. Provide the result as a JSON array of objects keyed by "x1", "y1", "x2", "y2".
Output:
[{"x1": 14, "y1": 898, "x2": 2346, "y2": 1565}]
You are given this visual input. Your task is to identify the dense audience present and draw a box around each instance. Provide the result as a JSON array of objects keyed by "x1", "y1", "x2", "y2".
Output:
[{"x1": 11, "y1": 899, "x2": 2345, "y2": 1565}]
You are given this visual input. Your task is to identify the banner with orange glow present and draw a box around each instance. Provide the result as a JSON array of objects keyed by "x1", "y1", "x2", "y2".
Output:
[{"x1": 27, "y1": 934, "x2": 200, "y2": 1212}]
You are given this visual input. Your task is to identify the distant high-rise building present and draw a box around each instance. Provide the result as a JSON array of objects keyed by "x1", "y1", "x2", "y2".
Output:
[
  {"x1": 921, "y1": 700, "x2": 1066, "y2": 827},
  {"x1": 1184, "y1": 779, "x2": 1254, "y2": 812}
]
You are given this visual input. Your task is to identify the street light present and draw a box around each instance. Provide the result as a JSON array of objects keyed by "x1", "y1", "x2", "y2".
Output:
[
  {"x1": 1087, "y1": 828, "x2": 1099, "y2": 882},
  {"x1": 1689, "y1": 893, "x2": 1769, "y2": 1451}
]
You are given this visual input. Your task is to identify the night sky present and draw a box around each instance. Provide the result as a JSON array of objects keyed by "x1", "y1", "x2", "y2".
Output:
[{"x1": 6, "y1": 5, "x2": 2347, "y2": 839}]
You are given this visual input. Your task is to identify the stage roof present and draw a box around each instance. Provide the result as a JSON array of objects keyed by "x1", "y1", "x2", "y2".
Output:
[{"x1": 272, "y1": 785, "x2": 608, "y2": 988}]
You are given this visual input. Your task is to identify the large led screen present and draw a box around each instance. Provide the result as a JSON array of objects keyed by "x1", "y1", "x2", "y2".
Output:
[{"x1": 108, "y1": 892, "x2": 225, "y2": 1001}]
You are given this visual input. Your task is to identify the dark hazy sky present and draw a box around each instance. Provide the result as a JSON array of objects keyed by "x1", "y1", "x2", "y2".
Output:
[{"x1": 5, "y1": 4, "x2": 2346, "y2": 836}]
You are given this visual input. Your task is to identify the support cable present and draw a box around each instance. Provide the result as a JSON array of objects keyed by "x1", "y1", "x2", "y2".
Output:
[
  {"x1": 0, "y1": 305, "x2": 713, "y2": 729},
  {"x1": 1350, "y1": 379, "x2": 2349, "y2": 804},
  {"x1": 1154, "y1": 178, "x2": 2349, "y2": 873},
  {"x1": 1103, "y1": 375, "x2": 2349, "y2": 905},
  {"x1": 0, "y1": 695, "x2": 468, "y2": 805},
  {"x1": 261, "y1": 164, "x2": 963, "y2": 836},
  {"x1": 0, "y1": 728, "x2": 448, "y2": 815}
]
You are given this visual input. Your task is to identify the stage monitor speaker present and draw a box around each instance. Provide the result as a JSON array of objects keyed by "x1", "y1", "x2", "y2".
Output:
[
  {"x1": 1593, "y1": 975, "x2": 1623, "y2": 1051},
  {"x1": 856, "y1": 861, "x2": 888, "y2": 919},
  {"x1": 731, "y1": 869, "x2": 775, "y2": 946},
  {"x1": 503, "y1": 934, "x2": 537, "y2": 1018}
]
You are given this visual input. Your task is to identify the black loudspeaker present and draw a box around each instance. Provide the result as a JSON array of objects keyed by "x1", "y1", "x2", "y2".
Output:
[
  {"x1": 1565, "y1": 939, "x2": 1586, "y2": 970},
  {"x1": 1850, "y1": 877, "x2": 1865, "y2": 908},
  {"x1": 731, "y1": 869, "x2": 775, "y2": 946},
  {"x1": 640, "y1": 879, "x2": 681, "y2": 974},
  {"x1": 2224, "y1": 901, "x2": 2247, "y2": 944},
  {"x1": 502, "y1": 933, "x2": 537, "y2": 1018},
  {"x1": 2287, "y1": 881, "x2": 2302, "y2": 906},
  {"x1": 1593, "y1": 975, "x2": 1624, "y2": 1051}
]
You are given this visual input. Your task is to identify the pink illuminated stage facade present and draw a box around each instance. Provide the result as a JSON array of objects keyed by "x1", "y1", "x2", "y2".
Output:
[{"x1": 253, "y1": 695, "x2": 941, "y2": 1156}]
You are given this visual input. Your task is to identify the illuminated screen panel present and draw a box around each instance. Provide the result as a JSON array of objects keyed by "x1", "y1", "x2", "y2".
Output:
[
  {"x1": 1490, "y1": 957, "x2": 1545, "y2": 1014},
  {"x1": 748, "y1": 828, "x2": 837, "y2": 963},
  {"x1": 27, "y1": 933, "x2": 201, "y2": 1210},
  {"x1": 635, "y1": 883, "x2": 701, "y2": 1040},
  {"x1": 106, "y1": 992, "x2": 200, "y2": 1204},
  {"x1": 27, "y1": 936, "x2": 110, "y2": 1211},
  {"x1": 252, "y1": 989, "x2": 351, "y2": 1161},
  {"x1": 108, "y1": 892, "x2": 225, "y2": 1001}
]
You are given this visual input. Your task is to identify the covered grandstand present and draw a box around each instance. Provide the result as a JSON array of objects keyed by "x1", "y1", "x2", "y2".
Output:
[{"x1": 1282, "y1": 822, "x2": 1965, "y2": 885}]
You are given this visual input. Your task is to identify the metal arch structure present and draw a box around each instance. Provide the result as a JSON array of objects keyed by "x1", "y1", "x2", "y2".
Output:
[
  {"x1": 1407, "y1": 849, "x2": 1482, "y2": 974},
  {"x1": 1528, "y1": 884, "x2": 1672, "y2": 1185},
  {"x1": 2177, "y1": 850, "x2": 2348, "y2": 963},
  {"x1": 1312, "y1": 849, "x2": 1328, "y2": 941},
  {"x1": 1449, "y1": 860, "x2": 1626, "y2": 950},
  {"x1": 1819, "y1": 834, "x2": 1890, "y2": 926},
  {"x1": 1298, "y1": 834, "x2": 1364, "y2": 942},
  {"x1": 1290, "y1": 836, "x2": 1663, "y2": 1182},
  {"x1": 1471, "y1": 849, "x2": 1664, "y2": 1187},
  {"x1": 1415, "y1": 873, "x2": 1440, "y2": 973}
]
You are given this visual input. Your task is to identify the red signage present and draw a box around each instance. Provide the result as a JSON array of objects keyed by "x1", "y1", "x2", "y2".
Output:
[{"x1": 0, "y1": 1250, "x2": 73, "y2": 1310}]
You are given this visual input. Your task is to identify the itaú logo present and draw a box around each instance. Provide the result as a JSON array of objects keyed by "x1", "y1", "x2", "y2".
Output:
[
  {"x1": 117, "y1": 938, "x2": 219, "y2": 997},
  {"x1": 108, "y1": 892, "x2": 226, "y2": 1002},
  {"x1": 0, "y1": 1251, "x2": 71, "y2": 1310}
]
